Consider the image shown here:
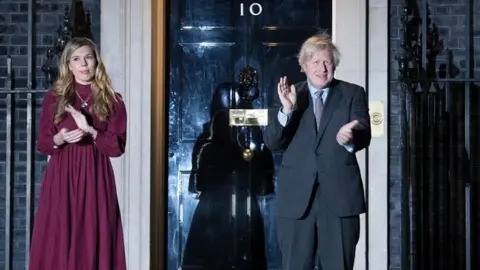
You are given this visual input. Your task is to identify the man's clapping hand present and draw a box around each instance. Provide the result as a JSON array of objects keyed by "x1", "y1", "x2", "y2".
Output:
[
  {"x1": 336, "y1": 120, "x2": 359, "y2": 146},
  {"x1": 277, "y1": 76, "x2": 297, "y2": 113}
]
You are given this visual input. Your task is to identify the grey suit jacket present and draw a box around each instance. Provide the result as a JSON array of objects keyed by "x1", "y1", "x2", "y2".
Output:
[{"x1": 263, "y1": 79, "x2": 371, "y2": 219}]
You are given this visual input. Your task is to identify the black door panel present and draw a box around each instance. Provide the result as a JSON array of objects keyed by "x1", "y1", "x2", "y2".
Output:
[{"x1": 167, "y1": 1, "x2": 332, "y2": 269}]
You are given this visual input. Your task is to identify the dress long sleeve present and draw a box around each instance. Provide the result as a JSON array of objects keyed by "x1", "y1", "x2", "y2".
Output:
[
  {"x1": 94, "y1": 94, "x2": 127, "y2": 157},
  {"x1": 37, "y1": 91, "x2": 62, "y2": 155}
]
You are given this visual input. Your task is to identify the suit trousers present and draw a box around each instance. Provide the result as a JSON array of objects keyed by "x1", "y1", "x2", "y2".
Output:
[{"x1": 275, "y1": 184, "x2": 360, "y2": 270}]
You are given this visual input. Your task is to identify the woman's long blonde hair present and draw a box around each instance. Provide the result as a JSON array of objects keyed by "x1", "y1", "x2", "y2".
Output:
[{"x1": 52, "y1": 37, "x2": 117, "y2": 125}]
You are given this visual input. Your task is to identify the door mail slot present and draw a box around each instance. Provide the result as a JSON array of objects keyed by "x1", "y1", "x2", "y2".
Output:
[{"x1": 229, "y1": 109, "x2": 268, "y2": 126}]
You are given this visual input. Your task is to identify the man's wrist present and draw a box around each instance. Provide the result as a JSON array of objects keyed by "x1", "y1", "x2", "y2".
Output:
[{"x1": 281, "y1": 106, "x2": 294, "y2": 115}]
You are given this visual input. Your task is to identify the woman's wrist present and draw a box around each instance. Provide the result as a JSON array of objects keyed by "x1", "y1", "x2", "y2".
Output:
[
  {"x1": 53, "y1": 132, "x2": 64, "y2": 146},
  {"x1": 87, "y1": 126, "x2": 98, "y2": 139}
]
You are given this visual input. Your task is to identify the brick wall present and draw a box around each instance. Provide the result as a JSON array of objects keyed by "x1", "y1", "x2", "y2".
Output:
[
  {"x1": 0, "y1": 0, "x2": 100, "y2": 268},
  {"x1": 389, "y1": 0, "x2": 480, "y2": 269}
]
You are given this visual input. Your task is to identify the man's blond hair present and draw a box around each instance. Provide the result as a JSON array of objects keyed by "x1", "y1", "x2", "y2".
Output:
[{"x1": 298, "y1": 32, "x2": 341, "y2": 72}]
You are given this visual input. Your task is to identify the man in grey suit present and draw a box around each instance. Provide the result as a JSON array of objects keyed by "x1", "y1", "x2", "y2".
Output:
[{"x1": 263, "y1": 33, "x2": 371, "y2": 270}]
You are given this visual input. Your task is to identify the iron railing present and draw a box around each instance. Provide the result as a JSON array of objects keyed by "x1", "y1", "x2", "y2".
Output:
[
  {"x1": 395, "y1": 0, "x2": 479, "y2": 269},
  {"x1": 1, "y1": 0, "x2": 38, "y2": 268}
]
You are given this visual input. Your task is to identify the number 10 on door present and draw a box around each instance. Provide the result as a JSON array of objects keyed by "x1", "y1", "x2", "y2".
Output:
[{"x1": 240, "y1": 3, "x2": 263, "y2": 16}]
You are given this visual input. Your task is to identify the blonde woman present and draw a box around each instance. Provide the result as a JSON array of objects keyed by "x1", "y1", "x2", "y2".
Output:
[{"x1": 29, "y1": 37, "x2": 127, "y2": 270}]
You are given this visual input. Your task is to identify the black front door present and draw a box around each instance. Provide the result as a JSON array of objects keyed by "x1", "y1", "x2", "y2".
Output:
[{"x1": 167, "y1": 1, "x2": 332, "y2": 269}]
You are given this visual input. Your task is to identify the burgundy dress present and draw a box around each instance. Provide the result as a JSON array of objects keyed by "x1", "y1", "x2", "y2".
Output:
[{"x1": 29, "y1": 82, "x2": 127, "y2": 270}]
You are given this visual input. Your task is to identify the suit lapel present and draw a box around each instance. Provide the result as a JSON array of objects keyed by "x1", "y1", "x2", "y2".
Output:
[{"x1": 315, "y1": 80, "x2": 343, "y2": 147}]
